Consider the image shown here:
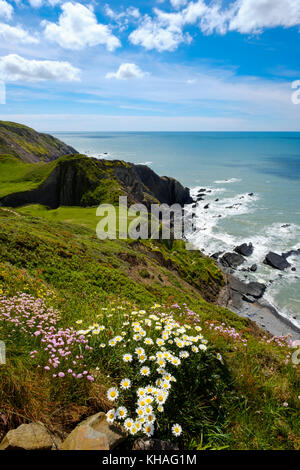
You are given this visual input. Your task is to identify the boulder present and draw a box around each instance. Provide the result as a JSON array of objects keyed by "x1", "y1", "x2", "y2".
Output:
[
  {"x1": 264, "y1": 252, "x2": 291, "y2": 270},
  {"x1": 250, "y1": 264, "x2": 257, "y2": 272},
  {"x1": 0, "y1": 423, "x2": 59, "y2": 451},
  {"x1": 60, "y1": 412, "x2": 126, "y2": 451},
  {"x1": 132, "y1": 439, "x2": 179, "y2": 451},
  {"x1": 282, "y1": 248, "x2": 300, "y2": 259},
  {"x1": 234, "y1": 243, "x2": 253, "y2": 257},
  {"x1": 211, "y1": 251, "x2": 223, "y2": 260},
  {"x1": 220, "y1": 252, "x2": 245, "y2": 269},
  {"x1": 204, "y1": 204, "x2": 210, "y2": 209},
  {"x1": 228, "y1": 275, "x2": 266, "y2": 299}
]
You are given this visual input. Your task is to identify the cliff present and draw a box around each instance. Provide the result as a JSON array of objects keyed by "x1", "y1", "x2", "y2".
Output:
[
  {"x1": 0, "y1": 121, "x2": 76, "y2": 163},
  {"x1": 0, "y1": 154, "x2": 193, "y2": 209}
]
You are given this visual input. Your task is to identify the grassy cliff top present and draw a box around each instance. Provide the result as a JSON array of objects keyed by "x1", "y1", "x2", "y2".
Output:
[{"x1": 0, "y1": 121, "x2": 76, "y2": 163}]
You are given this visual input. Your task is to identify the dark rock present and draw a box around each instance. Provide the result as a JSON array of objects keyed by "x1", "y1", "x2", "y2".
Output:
[
  {"x1": 248, "y1": 193, "x2": 254, "y2": 196},
  {"x1": 250, "y1": 264, "x2": 258, "y2": 272},
  {"x1": 282, "y1": 248, "x2": 300, "y2": 259},
  {"x1": 228, "y1": 275, "x2": 266, "y2": 299},
  {"x1": 220, "y1": 252, "x2": 245, "y2": 269},
  {"x1": 234, "y1": 242, "x2": 253, "y2": 257},
  {"x1": 211, "y1": 251, "x2": 223, "y2": 260},
  {"x1": 198, "y1": 188, "x2": 206, "y2": 192},
  {"x1": 215, "y1": 198, "x2": 219, "y2": 202},
  {"x1": 242, "y1": 294, "x2": 256, "y2": 303},
  {"x1": 292, "y1": 267, "x2": 296, "y2": 272},
  {"x1": 135, "y1": 165, "x2": 193, "y2": 206},
  {"x1": 281, "y1": 224, "x2": 291, "y2": 228},
  {"x1": 204, "y1": 204, "x2": 210, "y2": 209},
  {"x1": 264, "y1": 252, "x2": 291, "y2": 270},
  {"x1": 197, "y1": 196, "x2": 204, "y2": 201},
  {"x1": 132, "y1": 439, "x2": 179, "y2": 451}
]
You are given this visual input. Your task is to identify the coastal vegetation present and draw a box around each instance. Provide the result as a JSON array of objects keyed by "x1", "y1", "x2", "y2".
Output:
[{"x1": 0, "y1": 122, "x2": 299, "y2": 450}]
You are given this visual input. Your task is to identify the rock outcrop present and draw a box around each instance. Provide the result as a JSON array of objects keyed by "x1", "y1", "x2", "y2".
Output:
[
  {"x1": 220, "y1": 252, "x2": 245, "y2": 269},
  {"x1": 234, "y1": 243, "x2": 253, "y2": 257},
  {"x1": 60, "y1": 412, "x2": 126, "y2": 451},
  {"x1": 1, "y1": 154, "x2": 193, "y2": 209},
  {"x1": 264, "y1": 252, "x2": 291, "y2": 270},
  {"x1": 218, "y1": 274, "x2": 266, "y2": 310},
  {"x1": 132, "y1": 438, "x2": 179, "y2": 450},
  {"x1": 134, "y1": 164, "x2": 193, "y2": 206},
  {"x1": 0, "y1": 423, "x2": 60, "y2": 450}
]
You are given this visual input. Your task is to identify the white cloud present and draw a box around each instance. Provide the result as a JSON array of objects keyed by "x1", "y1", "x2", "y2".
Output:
[
  {"x1": 229, "y1": 0, "x2": 300, "y2": 33},
  {"x1": 129, "y1": 13, "x2": 190, "y2": 51},
  {"x1": 28, "y1": 0, "x2": 43, "y2": 7},
  {"x1": 42, "y1": 2, "x2": 121, "y2": 51},
  {"x1": 28, "y1": 0, "x2": 65, "y2": 7},
  {"x1": 0, "y1": 54, "x2": 80, "y2": 82},
  {"x1": 0, "y1": 0, "x2": 13, "y2": 20},
  {"x1": 170, "y1": 0, "x2": 188, "y2": 8},
  {"x1": 106, "y1": 63, "x2": 147, "y2": 80},
  {"x1": 0, "y1": 22, "x2": 38, "y2": 44},
  {"x1": 105, "y1": 5, "x2": 140, "y2": 20},
  {"x1": 130, "y1": 0, "x2": 300, "y2": 52}
]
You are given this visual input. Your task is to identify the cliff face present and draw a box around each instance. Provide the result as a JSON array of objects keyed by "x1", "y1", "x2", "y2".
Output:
[
  {"x1": 1, "y1": 154, "x2": 193, "y2": 209},
  {"x1": 0, "y1": 121, "x2": 76, "y2": 163},
  {"x1": 134, "y1": 164, "x2": 193, "y2": 206}
]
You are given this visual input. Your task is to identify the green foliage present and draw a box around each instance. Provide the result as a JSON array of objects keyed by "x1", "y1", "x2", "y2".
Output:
[{"x1": 0, "y1": 208, "x2": 299, "y2": 449}]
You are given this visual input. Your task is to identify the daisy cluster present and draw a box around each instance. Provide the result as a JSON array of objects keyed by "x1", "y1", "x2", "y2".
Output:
[
  {"x1": 79, "y1": 305, "x2": 210, "y2": 439},
  {"x1": 0, "y1": 293, "x2": 94, "y2": 382}
]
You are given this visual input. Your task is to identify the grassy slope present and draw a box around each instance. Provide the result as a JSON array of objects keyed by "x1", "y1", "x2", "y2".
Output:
[
  {"x1": 0, "y1": 207, "x2": 299, "y2": 449},
  {"x1": 0, "y1": 155, "x2": 57, "y2": 198},
  {"x1": 0, "y1": 153, "x2": 137, "y2": 207},
  {"x1": 0, "y1": 121, "x2": 75, "y2": 162}
]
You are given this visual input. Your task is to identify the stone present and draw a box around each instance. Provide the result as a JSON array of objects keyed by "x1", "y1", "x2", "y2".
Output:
[
  {"x1": 234, "y1": 242, "x2": 253, "y2": 257},
  {"x1": 132, "y1": 438, "x2": 179, "y2": 451},
  {"x1": 250, "y1": 264, "x2": 257, "y2": 272},
  {"x1": 211, "y1": 251, "x2": 223, "y2": 260},
  {"x1": 264, "y1": 252, "x2": 291, "y2": 270},
  {"x1": 220, "y1": 252, "x2": 245, "y2": 269},
  {"x1": 204, "y1": 204, "x2": 210, "y2": 209},
  {"x1": 282, "y1": 248, "x2": 300, "y2": 259},
  {"x1": 60, "y1": 412, "x2": 126, "y2": 451},
  {"x1": 0, "y1": 423, "x2": 59, "y2": 451},
  {"x1": 228, "y1": 275, "x2": 266, "y2": 299}
]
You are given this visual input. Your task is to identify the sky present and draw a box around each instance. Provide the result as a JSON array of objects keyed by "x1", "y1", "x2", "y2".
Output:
[{"x1": 0, "y1": 0, "x2": 300, "y2": 131}]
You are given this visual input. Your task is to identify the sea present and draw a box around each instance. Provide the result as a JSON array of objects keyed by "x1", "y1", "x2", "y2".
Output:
[{"x1": 53, "y1": 131, "x2": 300, "y2": 329}]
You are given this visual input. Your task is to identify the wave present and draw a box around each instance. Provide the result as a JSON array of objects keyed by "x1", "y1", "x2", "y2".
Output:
[
  {"x1": 214, "y1": 178, "x2": 242, "y2": 184},
  {"x1": 187, "y1": 183, "x2": 300, "y2": 330}
]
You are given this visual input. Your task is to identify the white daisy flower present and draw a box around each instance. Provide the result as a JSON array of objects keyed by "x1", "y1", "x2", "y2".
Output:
[
  {"x1": 120, "y1": 378, "x2": 131, "y2": 390},
  {"x1": 171, "y1": 423, "x2": 182, "y2": 437},
  {"x1": 107, "y1": 387, "x2": 119, "y2": 401}
]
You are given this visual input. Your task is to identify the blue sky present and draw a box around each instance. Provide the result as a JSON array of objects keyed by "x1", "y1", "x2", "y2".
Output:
[{"x1": 0, "y1": 0, "x2": 300, "y2": 130}]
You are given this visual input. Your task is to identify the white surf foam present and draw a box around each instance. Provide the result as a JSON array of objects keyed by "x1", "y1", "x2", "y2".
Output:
[
  {"x1": 214, "y1": 178, "x2": 242, "y2": 184},
  {"x1": 186, "y1": 183, "x2": 300, "y2": 329}
]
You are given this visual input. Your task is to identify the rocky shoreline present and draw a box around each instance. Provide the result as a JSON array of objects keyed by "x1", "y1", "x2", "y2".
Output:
[{"x1": 189, "y1": 188, "x2": 300, "y2": 340}]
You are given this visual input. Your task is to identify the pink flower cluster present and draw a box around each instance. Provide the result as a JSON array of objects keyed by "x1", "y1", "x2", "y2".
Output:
[
  {"x1": 0, "y1": 293, "x2": 94, "y2": 382},
  {"x1": 262, "y1": 334, "x2": 291, "y2": 348},
  {"x1": 206, "y1": 321, "x2": 248, "y2": 345}
]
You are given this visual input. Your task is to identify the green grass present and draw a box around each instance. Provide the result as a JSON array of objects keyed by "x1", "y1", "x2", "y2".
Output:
[
  {"x1": 0, "y1": 154, "x2": 56, "y2": 198},
  {"x1": 0, "y1": 208, "x2": 299, "y2": 450}
]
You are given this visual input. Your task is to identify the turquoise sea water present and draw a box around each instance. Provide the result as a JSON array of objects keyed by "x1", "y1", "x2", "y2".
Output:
[{"x1": 54, "y1": 132, "x2": 300, "y2": 328}]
